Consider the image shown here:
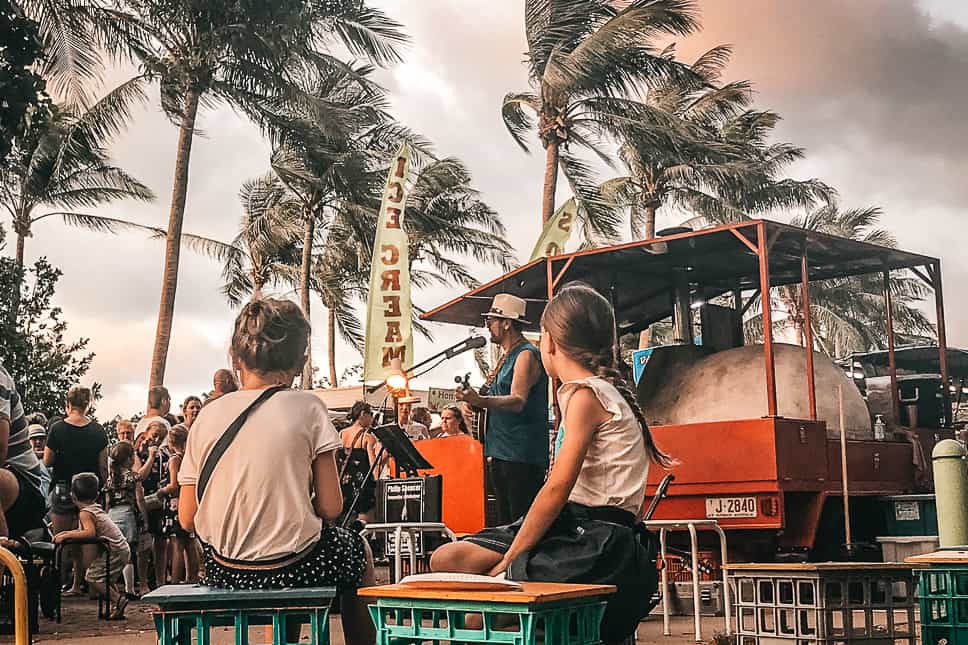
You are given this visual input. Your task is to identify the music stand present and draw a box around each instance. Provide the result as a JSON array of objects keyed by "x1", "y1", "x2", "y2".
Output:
[
  {"x1": 370, "y1": 424, "x2": 433, "y2": 477},
  {"x1": 340, "y1": 424, "x2": 433, "y2": 528}
]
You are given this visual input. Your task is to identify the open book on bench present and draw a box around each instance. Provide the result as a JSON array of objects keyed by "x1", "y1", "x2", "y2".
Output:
[{"x1": 398, "y1": 572, "x2": 523, "y2": 591}]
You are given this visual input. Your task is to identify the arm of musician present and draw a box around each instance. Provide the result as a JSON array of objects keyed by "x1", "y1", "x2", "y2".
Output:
[
  {"x1": 312, "y1": 450, "x2": 344, "y2": 522},
  {"x1": 478, "y1": 350, "x2": 541, "y2": 413},
  {"x1": 488, "y1": 388, "x2": 608, "y2": 575}
]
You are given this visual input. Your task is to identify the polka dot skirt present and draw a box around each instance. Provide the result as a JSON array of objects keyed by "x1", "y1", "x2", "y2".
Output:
[{"x1": 201, "y1": 525, "x2": 367, "y2": 591}]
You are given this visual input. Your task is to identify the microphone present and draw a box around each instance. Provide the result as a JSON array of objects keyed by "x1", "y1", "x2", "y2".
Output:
[{"x1": 444, "y1": 335, "x2": 486, "y2": 359}]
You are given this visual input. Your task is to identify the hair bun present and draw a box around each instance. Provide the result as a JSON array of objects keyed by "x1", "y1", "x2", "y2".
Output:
[{"x1": 231, "y1": 298, "x2": 311, "y2": 376}]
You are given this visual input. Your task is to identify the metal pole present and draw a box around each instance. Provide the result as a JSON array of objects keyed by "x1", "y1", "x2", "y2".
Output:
[
  {"x1": 801, "y1": 251, "x2": 817, "y2": 420},
  {"x1": 757, "y1": 222, "x2": 778, "y2": 416},
  {"x1": 883, "y1": 270, "x2": 901, "y2": 426},
  {"x1": 713, "y1": 524, "x2": 732, "y2": 636},
  {"x1": 393, "y1": 526, "x2": 403, "y2": 582},
  {"x1": 838, "y1": 385, "x2": 852, "y2": 548},
  {"x1": 0, "y1": 548, "x2": 28, "y2": 645},
  {"x1": 688, "y1": 523, "x2": 702, "y2": 643},
  {"x1": 933, "y1": 262, "x2": 951, "y2": 425},
  {"x1": 547, "y1": 257, "x2": 561, "y2": 459},
  {"x1": 660, "y1": 528, "x2": 670, "y2": 636}
]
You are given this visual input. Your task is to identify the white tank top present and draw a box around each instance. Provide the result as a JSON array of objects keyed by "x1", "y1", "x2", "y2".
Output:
[{"x1": 556, "y1": 377, "x2": 650, "y2": 515}]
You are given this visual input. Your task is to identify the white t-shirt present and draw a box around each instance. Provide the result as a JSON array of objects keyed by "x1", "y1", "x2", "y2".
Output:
[
  {"x1": 403, "y1": 421, "x2": 430, "y2": 441},
  {"x1": 557, "y1": 377, "x2": 650, "y2": 515},
  {"x1": 179, "y1": 388, "x2": 340, "y2": 561},
  {"x1": 134, "y1": 415, "x2": 170, "y2": 438}
]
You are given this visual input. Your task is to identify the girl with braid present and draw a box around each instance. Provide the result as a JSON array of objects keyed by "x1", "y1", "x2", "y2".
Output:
[{"x1": 431, "y1": 283, "x2": 673, "y2": 644}]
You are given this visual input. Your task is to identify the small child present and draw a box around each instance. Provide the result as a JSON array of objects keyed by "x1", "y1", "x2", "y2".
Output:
[
  {"x1": 53, "y1": 473, "x2": 132, "y2": 619},
  {"x1": 157, "y1": 425, "x2": 198, "y2": 583},
  {"x1": 105, "y1": 442, "x2": 146, "y2": 598}
]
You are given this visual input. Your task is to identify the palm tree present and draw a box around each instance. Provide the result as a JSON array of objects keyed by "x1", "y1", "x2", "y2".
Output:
[
  {"x1": 264, "y1": 62, "x2": 406, "y2": 386},
  {"x1": 305, "y1": 156, "x2": 515, "y2": 387},
  {"x1": 185, "y1": 156, "x2": 514, "y2": 388},
  {"x1": 602, "y1": 45, "x2": 831, "y2": 239},
  {"x1": 0, "y1": 80, "x2": 155, "y2": 270},
  {"x1": 501, "y1": 0, "x2": 700, "y2": 235},
  {"x1": 178, "y1": 175, "x2": 304, "y2": 305},
  {"x1": 745, "y1": 205, "x2": 935, "y2": 357},
  {"x1": 68, "y1": 0, "x2": 408, "y2": 387}
]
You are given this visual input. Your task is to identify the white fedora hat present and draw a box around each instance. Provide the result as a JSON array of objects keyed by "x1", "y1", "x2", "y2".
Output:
[{"x1": 483, "y1": 293, "x2": 530, "y2": 325}]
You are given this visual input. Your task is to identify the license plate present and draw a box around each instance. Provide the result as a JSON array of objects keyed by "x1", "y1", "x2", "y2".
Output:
[{"x1": 706, "y1": 497, "x2": 757, "y2": 518}]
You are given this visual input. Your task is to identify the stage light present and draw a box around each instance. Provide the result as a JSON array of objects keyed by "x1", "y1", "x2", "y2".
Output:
[{"x1": 386, "y1": 357, "x2": 408, "y2": 391}]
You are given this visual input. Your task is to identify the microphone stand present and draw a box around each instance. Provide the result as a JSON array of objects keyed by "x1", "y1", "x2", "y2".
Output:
[{"x1": 365, "y1": 335, "x2": 484, "y2": 393}]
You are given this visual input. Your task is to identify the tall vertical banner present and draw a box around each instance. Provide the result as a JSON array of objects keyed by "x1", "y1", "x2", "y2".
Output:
[
  {"x1": 529, "y1": 197, "x2": 577, "y2": 261},
  {"x1": 363, "y1": 144, "x2": 413, "y2": 383}
]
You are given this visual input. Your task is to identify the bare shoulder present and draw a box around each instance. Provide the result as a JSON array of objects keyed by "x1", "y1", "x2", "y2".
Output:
[{"x1": 566, "y1": 386, "x2": 611, "y2": 425}]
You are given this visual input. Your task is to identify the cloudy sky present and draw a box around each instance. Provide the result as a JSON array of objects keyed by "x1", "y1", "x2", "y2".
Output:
[{"x1": 10, "y1": 0, "x2": 968, "y2": 417}]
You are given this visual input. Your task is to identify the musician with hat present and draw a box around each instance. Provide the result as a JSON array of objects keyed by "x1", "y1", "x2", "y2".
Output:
[{"x1": 456, "y1": 294, "x2": 549, "y2": 525}]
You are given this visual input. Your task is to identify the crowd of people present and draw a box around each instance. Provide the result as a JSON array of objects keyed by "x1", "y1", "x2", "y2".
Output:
[
  {"x1": 0, "y1": 286, "x2": 666, "y2": 645},
  {"x1": 0, "y1": 365, "x2": 240, "y2": 619}
]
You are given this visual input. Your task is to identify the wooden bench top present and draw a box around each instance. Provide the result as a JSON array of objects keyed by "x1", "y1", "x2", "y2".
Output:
[
  {"x1": 357, "y1": 582, "x2": 615, "y2": 604},
  {"x1": 724, "y1": 562, "x2": 921, "y2": 572},
  {"x1": 144, "y1": 584, "x2": 336, "y2": 609},
  {"x1": 905, "y1": 550, "x2": 968, "y2": 565}
]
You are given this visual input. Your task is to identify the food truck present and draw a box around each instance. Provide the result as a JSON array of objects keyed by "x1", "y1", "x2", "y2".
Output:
[{"x1": 419, "y1": 219, "x2": 951, "y2": 561}]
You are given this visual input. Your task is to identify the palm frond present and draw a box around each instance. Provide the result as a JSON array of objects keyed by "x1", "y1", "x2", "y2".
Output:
[
  {"x1": 501, "y1": 92, "x2": 539, "y2": 152},
  {"x1": 51, "y1": 212, "x2": 163, "y2": 235}
]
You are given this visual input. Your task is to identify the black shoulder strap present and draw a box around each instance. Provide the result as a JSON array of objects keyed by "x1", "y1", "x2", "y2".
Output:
[{"x1": 196, "y1": 386, "x2": 286, "y2": 503}]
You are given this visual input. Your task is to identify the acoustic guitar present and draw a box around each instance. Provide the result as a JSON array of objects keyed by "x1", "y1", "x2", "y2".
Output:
[{"x1": 455, "y1": 372, "x2": 488, "y2": 442}]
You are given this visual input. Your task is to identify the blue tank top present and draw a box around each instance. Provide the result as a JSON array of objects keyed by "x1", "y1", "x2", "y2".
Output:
[{"x1": 484, "y1": 342, "x2": 549, "y2": 467}]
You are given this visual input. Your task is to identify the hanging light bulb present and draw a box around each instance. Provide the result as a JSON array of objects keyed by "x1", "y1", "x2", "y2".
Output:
[{"x1": 386, "y1": 357, "x2": 408, "y2": 392}]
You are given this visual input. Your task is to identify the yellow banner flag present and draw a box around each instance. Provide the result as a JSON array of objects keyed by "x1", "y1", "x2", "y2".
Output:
[
  {"x1": 363, "y1": 144, "x2": 413, "y2": 382},
  {"x1": 529, "y1": 197, "x2": 578, "y2": 261}
]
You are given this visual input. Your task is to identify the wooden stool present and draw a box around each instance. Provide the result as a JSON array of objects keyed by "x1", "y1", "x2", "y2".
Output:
[
  {"x1": 359, "y1": 581, "x2": 615, "y2": 645},
  {"x1": 144, "y1": 584, "x2": 336, "y2": 645}
]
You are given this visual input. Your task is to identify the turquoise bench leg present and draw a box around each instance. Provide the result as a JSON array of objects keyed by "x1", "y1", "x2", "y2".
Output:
[
  {"x1": 367, "y1": 598, "x2": 608, "y2": 645},
  {"x1": 154, "y1": 608, "x2": 331, "y2": 645}
]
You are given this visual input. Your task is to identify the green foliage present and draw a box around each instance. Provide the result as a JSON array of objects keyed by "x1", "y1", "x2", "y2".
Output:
[
  {"x1": 0, "y1": 2, "x2": 51, "y2": 160},
  {"x1": 0, "y1": 83, "x2": 156, "y2": 266},
  {"x1": 604, "y1": 45, "x2": 832, "y2": 239},
  {"x1": 0, "y1": 231, "x2": 99, "y2": 415},
  {"x1": 503, "y1": 0, "x2": 702, "y2": 238}
]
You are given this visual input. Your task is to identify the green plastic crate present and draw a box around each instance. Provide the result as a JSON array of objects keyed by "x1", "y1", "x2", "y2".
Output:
[
  {"x1": 918, "y1": 565, "x2": 968, "y2": 645},
  {"x1": 369, "y1": 597, "x2": 607, "y2": 645},
  {"x1": 145, "y1": 584, "x2": 335, "y2": 645}
]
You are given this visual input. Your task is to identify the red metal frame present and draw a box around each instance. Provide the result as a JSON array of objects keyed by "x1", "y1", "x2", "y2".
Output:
[
  {"x1": 757, "y1": 221, "x2": 779, "y2": 417},
  {"x1": 801, "y1": 250, "x2": 817, "y2": 421}
]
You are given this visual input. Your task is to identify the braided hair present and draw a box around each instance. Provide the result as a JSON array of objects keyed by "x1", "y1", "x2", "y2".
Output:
[{"x1": 541, "y1": 282, "x2": 675, "y2": 468}]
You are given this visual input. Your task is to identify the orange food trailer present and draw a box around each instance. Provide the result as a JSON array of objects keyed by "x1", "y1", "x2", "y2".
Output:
[{"x1": 419, "y1": 219, "x2": 951, "y2": 561}]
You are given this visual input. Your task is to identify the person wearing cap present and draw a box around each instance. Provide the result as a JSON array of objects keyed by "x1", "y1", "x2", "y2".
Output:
[
  {"x1": 28, "y1": 421, "x2": 51, "y2": 503},
  {"x1": 456, "y1": 293, "x2": 549, "y2": 525},
  {"x1": 28, "y1": 424, "x2": 47, "y2": 462},
  {"x1": 397, "y1": 398, "x2": 430, "y2": 441}
]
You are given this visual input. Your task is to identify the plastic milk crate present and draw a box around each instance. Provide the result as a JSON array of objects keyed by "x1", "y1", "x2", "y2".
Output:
[
  {"x1": 725, "y1": 562, "x2": 918, "y2": 644},
  {"x1": 907, "y1": 549, "x2": 968, "y2": 645},
  {"x1": 358, "y1": 581, "x2": 614, "y2": 645},
  {"x1": 144, "y1": 584, "x2": 336, "y2": 645}
]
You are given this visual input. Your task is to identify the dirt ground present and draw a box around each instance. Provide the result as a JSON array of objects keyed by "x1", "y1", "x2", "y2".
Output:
[{"x1": 28, "y1": 595, "x2": 732, "y2": 645}]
